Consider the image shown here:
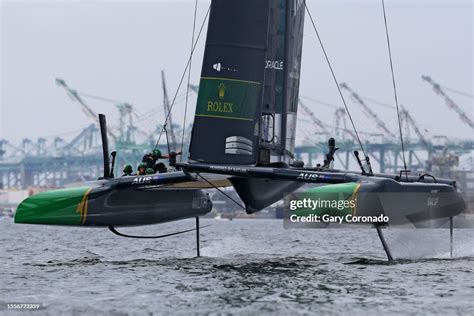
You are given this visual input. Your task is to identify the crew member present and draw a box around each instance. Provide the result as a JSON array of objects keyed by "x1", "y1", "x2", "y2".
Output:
[
  {"x1": 137, "y1": 163, "x2": 147, "y2": 175},
  {"x1": 154, "y1": 162, "x2": 167, "y2": 174},
  {"x1": 122, "y1": 164, "x2": 133, "y2": 176},
  {"x1": 142, "y1": 149, "x2": 162, "y2": 169},
  {"x1": 141, "y1": 149, "x2": 183, "y2": 174}
]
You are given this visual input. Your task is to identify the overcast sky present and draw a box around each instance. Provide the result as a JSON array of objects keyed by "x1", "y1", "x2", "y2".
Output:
[{"x1": 1, "y1": 0, "x2": 473, "y2": 146}]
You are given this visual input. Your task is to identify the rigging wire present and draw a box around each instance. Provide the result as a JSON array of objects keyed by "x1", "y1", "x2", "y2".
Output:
[
  {"x1": 164, "y1": 125, "x2": 171, "y2": 157},
  {"x1": 136, "y1": 92, "x2": 190, "y2": 121},
  {"x1": 304, "y1": 2, "x2": 368, "y2": 159},
  {"x1": 153, "y1": 4, "x2": 211, "y2": 151},
  {"x1": 180, "y1": 0, "x2": 199, "y2": 161},
  {"x1": 381, "y1": 0, "x2": 408, "y2": 177},
  {"x1": 195, "y1": 173, "x2": 247, "y2": 212}
]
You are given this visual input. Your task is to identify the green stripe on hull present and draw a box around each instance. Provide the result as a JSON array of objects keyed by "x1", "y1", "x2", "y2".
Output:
[
  {"x1": 291, "y1": 182, "x2": 360, "y2": 217},
  {"x1": 15, "y1": 186, "x2": 92, "y2": 225}
]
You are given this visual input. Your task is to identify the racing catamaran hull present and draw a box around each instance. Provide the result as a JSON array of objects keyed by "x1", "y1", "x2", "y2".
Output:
[
  {"x1": 15, "y1": 173, "x2": 212, "y2": 227},
  {"x1": 177, "y1": 162, "x2": 466, "y2": 225}
]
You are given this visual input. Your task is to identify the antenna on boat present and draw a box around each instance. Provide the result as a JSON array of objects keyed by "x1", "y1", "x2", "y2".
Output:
[
  {"x1": 98, "y1": 114, "x2": 111, "y2": 179},
  {"x1": 110, "y1": 151, "x2": 117, "y2": 178},
  {"x1": 354, "y1": 151, "x2": 367, "y2": 175},
  {"x1": 322, "y1": 138, "x2": 338, "y2": 169}
]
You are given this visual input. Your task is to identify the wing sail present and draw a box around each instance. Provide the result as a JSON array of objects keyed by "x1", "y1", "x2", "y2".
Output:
[
  {"x1": 260, "y1": 0, "x2": 305, "y2": 163},
  {"x1": 189, "y1": 0, "x2": 271, "y2": 164}
]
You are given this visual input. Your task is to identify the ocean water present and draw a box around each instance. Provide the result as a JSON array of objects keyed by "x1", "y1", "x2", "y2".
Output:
[{"x1": 0, "y1": 217, "x2": 473, "y2": 315}]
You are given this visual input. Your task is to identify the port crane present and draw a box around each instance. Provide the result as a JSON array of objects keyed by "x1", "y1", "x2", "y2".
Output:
[
  {"x1": 298, "y1": 100, "x2": 331, "y2": 135},
  {"x1": 399, "y1": 105, "x2": 430, "y2": 149},
  {"x1": 56, "y1": 78, "x2": 147, "y2": 145},
  {"x1": 339, "y1": 82, "x2": 396, "y2": 138},
  {"x1": 422, "y1": 76, "x2": 474, "y2": 129},
  {"x1": 56, "y1": 78, "x2": 118, "y2": 141},
  {"x1": 333, "y1": 108, "x2": 358, "y2": 141}
]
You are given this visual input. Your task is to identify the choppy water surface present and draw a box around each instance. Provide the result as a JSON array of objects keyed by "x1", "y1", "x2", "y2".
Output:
[{"x1": 1, "y1": 218, "x2": 473, "y2": 315}]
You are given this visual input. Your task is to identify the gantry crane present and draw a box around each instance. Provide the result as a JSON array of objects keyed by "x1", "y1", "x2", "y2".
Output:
[
  {"x1": 399, "y1": 105, "x2": 430, "y2": 149},
  {"x1": 116, "y1": 102, "x2": 136, "y2": 144},
  {"x1": 421, "y1": 76, "x2": 473, "y2": 129},
  {"x1": 333, "y1": 108, "x2": 359, "y2": 141},
  {"x1": 56, "y1": 79, "x2": 99, "y2": 121},
  {"x1": 56, "y1": 79, "x2": 145, "y2": 144},
  {"x1": 339, "y1": 82, "x2": 396, "y2": 138},
  {"x1": 298, "y1": 100, "x2": 331, "y2": 135},
  {"x1": 55, "y1": 78, "x2": 118, "y2": 141},
  {"x1": 298, "y1": 96, "x2": 362, "y2": 142}
]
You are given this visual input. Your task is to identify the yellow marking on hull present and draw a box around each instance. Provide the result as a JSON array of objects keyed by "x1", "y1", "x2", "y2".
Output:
[
  {"x1": 351, "y1": 183, "x2": 362, "y2": 216},
  {"x1": 200, "y1": 77, "x2": 261, "y2": 85},
  {"x1": 76, "y1": 188, "x2": 92, "y2": 225},
  {"x1": 82, "y1": 197, "x2": 89, "y2": 225},
  {"x1": 195, "y1": 114, "x2": 254, "y2": 121}
]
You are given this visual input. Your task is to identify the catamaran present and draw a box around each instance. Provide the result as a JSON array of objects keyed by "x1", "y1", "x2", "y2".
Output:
[{"x1": 14, "y1": 0, "x2": 465, "y2": 260}]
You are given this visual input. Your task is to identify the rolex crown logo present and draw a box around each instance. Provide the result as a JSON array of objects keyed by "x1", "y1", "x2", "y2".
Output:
[{"x1": 218, "y1": 83, "x2": 226, "y2": 99}]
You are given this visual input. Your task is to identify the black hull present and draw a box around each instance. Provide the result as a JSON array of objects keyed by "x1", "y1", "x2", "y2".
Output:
[{"x1": 85, "y1": 187, "x2": 212, "y2": 227}]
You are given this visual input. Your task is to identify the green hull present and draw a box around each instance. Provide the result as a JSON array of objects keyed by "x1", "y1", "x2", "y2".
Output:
[
  {"x1": 15, "y1": 186, "x2": 92, "y2": 225},
  {"x1": 14, "y1": 175, "x2": 213, "y2": 227}
]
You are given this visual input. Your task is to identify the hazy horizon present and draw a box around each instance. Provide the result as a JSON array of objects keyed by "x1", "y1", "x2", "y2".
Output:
[{"x1": 1, "y1": 0, "x2": 473, "y2": 146}]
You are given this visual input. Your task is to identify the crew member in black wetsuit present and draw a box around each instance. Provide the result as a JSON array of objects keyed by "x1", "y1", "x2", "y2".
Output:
[
  {"x1": 142, "y1": 149, "x2": 161, "y2": 169},
  {"x1": 142, "y1": 149, "x2": 182, "y2": 173}
]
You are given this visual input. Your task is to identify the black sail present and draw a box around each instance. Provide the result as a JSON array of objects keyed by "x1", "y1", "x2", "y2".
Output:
[
  {"x1": 232, "y1": 0, "x2": 306, "y2": 213},
  {"x1": 189, "y1": 0, "x2": 271, "y2": 164},
  {"x1": 260, "y1": 0, "x2": 305, "y2": 163},
  {"x1": 189, "y1": 0, "x2": 304, "y2": 166},
  {"x1": 188, "y1": 0, "x2": 306, "y2": 213}
]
